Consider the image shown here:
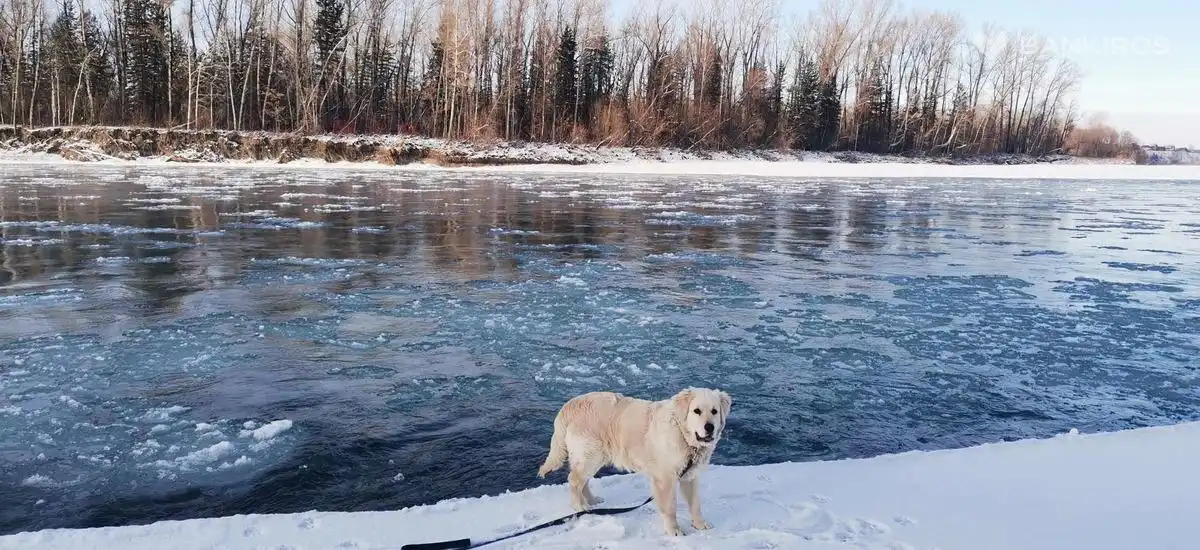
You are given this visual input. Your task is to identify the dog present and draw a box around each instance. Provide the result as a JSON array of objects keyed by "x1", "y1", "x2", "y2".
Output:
[{"x1": 537, "y1": 387, "x2": 732, "y2": 536}]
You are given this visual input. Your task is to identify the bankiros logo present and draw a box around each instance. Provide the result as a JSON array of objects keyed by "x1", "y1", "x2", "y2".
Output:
[{"x1": 1021, "y1": 35, "x2": 1171, "y2": 57}]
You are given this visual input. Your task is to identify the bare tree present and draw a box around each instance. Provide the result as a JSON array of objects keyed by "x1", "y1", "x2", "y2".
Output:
[{"x1": 0, "y1": 0, "x2": 1107, "y2": 158}]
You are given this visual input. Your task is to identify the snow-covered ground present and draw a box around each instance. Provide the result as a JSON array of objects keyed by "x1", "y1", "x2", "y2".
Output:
[
  {"x1": 453, "y1": 157, "x2": 1200, "y2": 180},
  {"x1": 4, "y1": 421, "x2": 1197, "y2": 550},
  {"x1": 4, "y1": 147, "x2": 1199, "y2": 181},
  {"x1": 4, "y1": 127, "x2": 1200, "y2": 180}
]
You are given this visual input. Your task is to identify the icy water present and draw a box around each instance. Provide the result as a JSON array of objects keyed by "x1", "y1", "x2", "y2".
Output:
[{"x1": 1, "y1": 164, "x2": 1198, "y2": 534}]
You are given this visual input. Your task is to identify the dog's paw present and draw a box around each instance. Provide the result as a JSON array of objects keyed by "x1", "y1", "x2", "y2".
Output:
[
  {"x1": 692, "y1": 519, "x2": 713, "y2": 530},
  {"x1": 586, "y1": 494, "x2": 605, "y2": 506},
  {"x1": 663, "y1": 525, "x2": 685, "y2": 537}
]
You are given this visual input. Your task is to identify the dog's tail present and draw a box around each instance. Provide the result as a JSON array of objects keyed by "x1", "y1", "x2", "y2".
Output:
[{"x1": 537, "y1": 413, "x2": 569, "y2": 478}]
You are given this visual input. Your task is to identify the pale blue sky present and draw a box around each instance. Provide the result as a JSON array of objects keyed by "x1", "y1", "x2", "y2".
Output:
[{"x1": 610, "y1": 0, "x2": 1197, "y2": 146}]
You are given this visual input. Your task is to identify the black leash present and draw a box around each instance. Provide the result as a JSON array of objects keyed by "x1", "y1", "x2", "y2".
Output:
[
  {"x1": 400, "y1": 457, "x2": 697, "y2": 550},
  {"x1": 399, "y1": 495, "x2": 654, "y2": 550}
]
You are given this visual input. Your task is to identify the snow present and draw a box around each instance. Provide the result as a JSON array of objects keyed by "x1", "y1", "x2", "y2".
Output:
[
  {"x1": 3, "y1": 140, "x2": 1200, "y2": 180},
  {"x1": 467, "y1": 158, "x2": 1200, "y2": 181},
  {"x1": 4, "y1": 421, "x2": 1198, "y2": 550}
]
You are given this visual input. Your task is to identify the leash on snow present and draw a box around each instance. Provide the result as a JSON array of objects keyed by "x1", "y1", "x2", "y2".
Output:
[
  {"x1": 399, "y1": 495, "x2": 655, "y2": 550},
  {"x1": 400, "y1": 457, "x2": 696, "y2": 550}
]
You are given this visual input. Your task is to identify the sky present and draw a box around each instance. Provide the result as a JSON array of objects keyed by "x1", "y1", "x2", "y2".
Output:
[
  {"x1": 912, "y1": 0, "x2": 1197, "y2": 147},
  {"x1": 610, "y1": 0, "x2": 1197, "y2": 147}
]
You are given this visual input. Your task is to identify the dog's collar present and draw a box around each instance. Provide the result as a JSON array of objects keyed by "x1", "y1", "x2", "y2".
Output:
[
  {"x1": 678, "y1": 441, "x2": 707, "y2": 479},
  {"x1": 678, "y1": 455, "x2": 696, "y2": 479}
]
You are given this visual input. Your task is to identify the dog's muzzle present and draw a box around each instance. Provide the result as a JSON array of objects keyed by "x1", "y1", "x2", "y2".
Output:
[{"x1": 696, "y1": 432, "x2": 715, "y2": 443}]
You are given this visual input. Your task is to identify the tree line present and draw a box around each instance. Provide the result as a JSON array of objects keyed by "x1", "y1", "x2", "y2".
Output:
[{"x1": 0, "y1": 0, "x2": 1107, "y2": 157}]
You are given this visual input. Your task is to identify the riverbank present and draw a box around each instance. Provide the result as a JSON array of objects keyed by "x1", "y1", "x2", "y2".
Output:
[
  {"x1": 3, "y1": 421, "x2": 1197, "y2": 549},
  {"x1": 5, "y1": 125, "x2": 1198, "y2": 181},
  {"x1": 0, "y1": 124, "x2": 1127, "y2": 168}
]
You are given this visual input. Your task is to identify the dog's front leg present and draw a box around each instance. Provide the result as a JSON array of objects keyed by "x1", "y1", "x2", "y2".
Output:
[
  {"x1": 651, "y1": 476, "x2": 684, "y2": 536},
  {"x1": 679, "y1": 476, "x2": 712, "y2": 530}
]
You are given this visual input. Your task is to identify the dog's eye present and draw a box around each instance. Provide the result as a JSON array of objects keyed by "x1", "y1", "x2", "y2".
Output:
[
  {"x1": 693, "y1": 408, "x2": 701, "y2": 415},
  {"x1": 711, "y1": 409, "x2": 718, "y2": 415}
]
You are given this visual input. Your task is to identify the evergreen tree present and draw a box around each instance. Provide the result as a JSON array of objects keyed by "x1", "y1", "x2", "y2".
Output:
[
  {"x1": 854, "y1": 60, "x2": 889, "y2": 152},
  {"x1": 815, "y1": 72, "x2": 841, "y2": 150},
  {"x1": 314, "y1": 0, "x2": 348, "y2": 130},
  {"x1": 785, "y1": 55, "x2": 820, "y2": 149},
  {"x1": 420, "y1": 40, "x2": 445, "y2": 135},
  {"x1": 553, "y1": 25, "x2": 577, "y2": 123},
  {"x1": 253, "y1": 30, "x2": 292, "y2": 131},
  {"x1": 357, "y1": 31, "x2": 395, "y2": 132},
  {"x1": 314, "y1": 0, "x2": 347, "y2": 70},
  {"x1": 579, "y1": 34, "x2": 613, "y2": 127},
  {"x1": 122, "y1": 0, "x2": 172, "y2": 125},
  {"x1": 48, "y1": 2, "x2": 81, "y2": 69},
  {"x1": 46, "y1": 0, "x2": 83, "y2": 122},
  {"x1": 950, "y1": 82, "x2": 969, "y2": 120},
  {"x1": 56, "y1": 6, "x2": 112, "y2": 123},
  {"x1": 762, "y1": 61, "x2": 785, "y2": 145}
]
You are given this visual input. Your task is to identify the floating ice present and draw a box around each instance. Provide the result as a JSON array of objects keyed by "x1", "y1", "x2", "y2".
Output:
[
  {"x1": 240, "y1": 420, "x2": 293, "y2": 441},
  {"x1": 1, "y1": 162, "x2": 1198, "y2": 536}
]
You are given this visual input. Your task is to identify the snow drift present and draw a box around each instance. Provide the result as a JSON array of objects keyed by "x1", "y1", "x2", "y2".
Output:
[{"x1": 3, "y1": 421, "x2": 1198, "y2": 550}]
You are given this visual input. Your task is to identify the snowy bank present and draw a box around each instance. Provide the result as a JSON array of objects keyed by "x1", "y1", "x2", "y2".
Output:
[
  {"x1": 4, "y1": 421, "x2": 1198, "y2": 550},
  {"x1": 5, "y1": 124, "x2": 1199, "y2": 181},
  {"x1": 446, "y1": 157, "x2": 1200, "y2": 180}
]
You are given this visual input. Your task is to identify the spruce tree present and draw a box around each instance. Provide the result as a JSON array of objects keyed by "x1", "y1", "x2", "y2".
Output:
[
  {"x1": 122, "y1": 0, "x2": 171, "y2": 124},
  {"x1": 314, "y1": 0, "x2": 347, "y2": 130},
  {"x1": 47, "y1": 0, "x2": 83, "y2": 122},
  {"x1": 815, "y1": 72, "x2": 841, "y2": 150},
  {"x1": 77, "y1": 8, "x2": 112, "y2": 121},
  {"x1": 579, "y1": 34, "x2": 611, "y2": 127},
  {"x1": 854, "y1": 60, "x2": 889, "y2": 152},
  {"x1": 785, "y1": 55, "x2": 820, "y2": 149},
  {"x1": 48, "y1": 1, "x2": 81, "y2": 66},
  {"x1": 421, "y1": 40, "x2": 445, "y2": 135},
  {"x1": 594, "y1": 37, "x2": 615, "y2": 101},
  {"x1": 553, "y1": 26, "x2": 578, "y2": 123}
]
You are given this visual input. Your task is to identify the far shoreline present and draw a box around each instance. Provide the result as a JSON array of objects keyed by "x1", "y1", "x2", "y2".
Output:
[{"x1": 2, "y1": 125, "x2": 1198, "y2": 181}]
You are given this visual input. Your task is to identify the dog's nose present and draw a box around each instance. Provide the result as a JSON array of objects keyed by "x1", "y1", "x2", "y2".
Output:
[{"x1": 704, "y1": 422, "x2": 714, "y2": 434}]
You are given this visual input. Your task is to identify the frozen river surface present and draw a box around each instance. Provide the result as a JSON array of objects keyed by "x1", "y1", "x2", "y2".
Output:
[{"x1": 0, "y1": 164, "x2": 1197, "y2": 534}]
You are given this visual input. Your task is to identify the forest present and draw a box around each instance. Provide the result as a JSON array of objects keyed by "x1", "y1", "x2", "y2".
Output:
[{"x1": 0, "y1": 0, "x2": 1136, "y2": 158}]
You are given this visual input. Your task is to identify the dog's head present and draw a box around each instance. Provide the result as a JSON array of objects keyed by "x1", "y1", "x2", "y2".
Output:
[{"x1": 672, "y1": 387, "x2": 732, "y2": 447}]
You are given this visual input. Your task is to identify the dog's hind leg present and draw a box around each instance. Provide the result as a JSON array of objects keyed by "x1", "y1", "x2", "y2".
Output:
[
  {"x1": 578, "y1": 456, "x2": 605, "y2": 507},
  {"x1": 568, "y1": 448, "x2": 606, "y2": 511}
]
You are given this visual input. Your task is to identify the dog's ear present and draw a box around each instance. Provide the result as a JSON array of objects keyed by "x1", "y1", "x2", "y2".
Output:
[
  {"x1": 672, "y1": 388, "x2": 694, "y2": 421},
  {"x1": 718, "y1": 390, "x2": 732, "y2": 418}
]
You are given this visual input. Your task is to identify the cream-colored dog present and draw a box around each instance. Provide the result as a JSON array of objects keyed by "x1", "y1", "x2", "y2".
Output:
[{"x1": 537, "y1": 387, "x2": 732, "y2": 536}]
